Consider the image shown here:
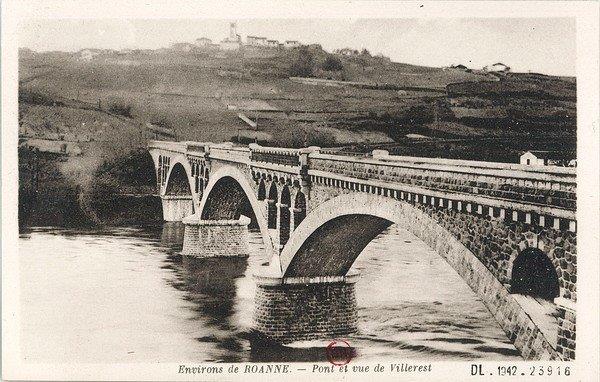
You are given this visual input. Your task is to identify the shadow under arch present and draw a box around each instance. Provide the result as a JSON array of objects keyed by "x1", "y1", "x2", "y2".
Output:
[
  {"x1": 511, "y1": 247, "x2": 559, "y2": 300},
  {"x1": 199, "y1": 166, "x2": 274, "y2": 257},
  {"x1": 165, "y1": 162, "x2": 192, "y2": 196}
]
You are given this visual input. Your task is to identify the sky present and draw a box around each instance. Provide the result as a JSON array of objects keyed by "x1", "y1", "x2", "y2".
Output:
[{"x1": 19, "y1": 18, "x2": 576, "y2": 76}]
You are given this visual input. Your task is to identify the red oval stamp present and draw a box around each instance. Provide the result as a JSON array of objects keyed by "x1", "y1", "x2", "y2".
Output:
[{"x1": 325, "y1": 340, "x2": 356, "y2": 365}]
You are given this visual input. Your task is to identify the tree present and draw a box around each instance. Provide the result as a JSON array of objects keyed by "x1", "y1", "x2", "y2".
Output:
[
  {"x1": 321, "y1": 55, "x2": 344, "y2": 71},
  {"x1": 289, "y1": 46, "x2": 315, "y2": 77}
]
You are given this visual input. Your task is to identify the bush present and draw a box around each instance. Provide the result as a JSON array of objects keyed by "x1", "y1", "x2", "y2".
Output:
[
  {"x1": 107, "y1": 99, "x2": 133, "y2": 118},
  {"x1": 321, "y1": 55, "x2": 343, "y2": 71},
  {"x1": 149, "y1": 115, "x2": 173, "y2": 130},
  {"x1": 19, "y1": 89, "x2": 63, "y2": 107}
]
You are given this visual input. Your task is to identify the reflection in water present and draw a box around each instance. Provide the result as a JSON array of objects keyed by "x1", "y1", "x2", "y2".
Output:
[{"x1": 18, "y1": 224, "x2": 521, "y2": 363}]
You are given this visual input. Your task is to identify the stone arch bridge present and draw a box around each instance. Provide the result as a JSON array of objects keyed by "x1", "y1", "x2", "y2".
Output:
[{"x1": 148, "y1": 140, "x2": 577, "y2": 361}]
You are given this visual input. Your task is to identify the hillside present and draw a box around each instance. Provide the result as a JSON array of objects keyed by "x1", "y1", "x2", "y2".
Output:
[
  {"x1": 19, "y1": 46, "x2": 575, "y2": 153},
  {"x1": 17, "y1": 45, "x2": 576, "y2": 226}
]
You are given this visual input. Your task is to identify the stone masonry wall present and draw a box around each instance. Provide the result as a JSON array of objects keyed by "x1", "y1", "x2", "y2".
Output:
[
  {"x1": 162, "y1": 196, "x2": 194, "y2": 222},
  {"x1": 182, "y1": 219, "x2": 250, "y2": 257},
  {"x1": 406, "y1": 205, "x2": 559, "y2": 359},
  {"x1": 253, "y1": 281, "x2": 357, "y2": 343},
  {"x1": 421, "y1": 203, "x2": 576, "y2": 301},
  {"x1": 310, "y1": 156, "x2": 576, "y2": 209},
  {"x1": 556, "y1": 303, "x2": 576, "y2": 361}
]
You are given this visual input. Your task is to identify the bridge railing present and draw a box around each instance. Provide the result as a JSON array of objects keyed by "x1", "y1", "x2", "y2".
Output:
[
  {"x1": 249, "y1": 144, "x2": 302, "y2": 167},
  {"x1": 308, "y1": 150, "x2": 576, "y2": 211}
]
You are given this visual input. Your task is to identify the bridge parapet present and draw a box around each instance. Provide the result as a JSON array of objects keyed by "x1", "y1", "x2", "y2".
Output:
[
  {"x1": 249, "y1": 144, "x2": 302, "y2": 168},
  {"x1": 185, "y1": 141, "x2": 212, "y2": 156},
  {"x1": 307, "y1": 150, "x2": 576, "y2": 214},
  {"x1": 148, "y1": 140, "x2": 188, "y2": 153},
  {"x1": 208, "y1": 143, "x2": 251, "y2": 164}
]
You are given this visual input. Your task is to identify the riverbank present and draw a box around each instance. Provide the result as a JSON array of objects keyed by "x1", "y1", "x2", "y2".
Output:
[{"x1": 18, "y1": 146, "x2": 162, "y2": 228}]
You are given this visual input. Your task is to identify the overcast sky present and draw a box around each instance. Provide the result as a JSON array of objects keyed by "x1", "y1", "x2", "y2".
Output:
[{"x1": 19, "y1": 18, "x2": 576, "y2": 76}]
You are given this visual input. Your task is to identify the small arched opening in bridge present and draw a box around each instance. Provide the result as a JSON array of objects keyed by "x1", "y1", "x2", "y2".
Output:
[
  {"x1": 258, "y1": 179, "x2": 266, "y2": 201},
  {"x1": 279, "y1": 186, "x2": 291, "y2": 247},
  {"x1": 293, "y1": 191, "x2": 307, "y2": 228},
  {"x1": 165, "y1": 163, "x2": 192, "y2": 196},
  {"x1": 267, "y1": 182, "x2": 278, "y2": 229},
  {"x1": 511, "y1": 248, "x2": 559, "y2": 300},
  {"x1": 201, "y1": 176, "x2": 259, "y2": 229}
]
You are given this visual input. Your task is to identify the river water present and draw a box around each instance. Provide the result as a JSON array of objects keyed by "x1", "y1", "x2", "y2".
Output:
[{"x1": 18, "y1": 224, "x2": 521, "y2": 363}]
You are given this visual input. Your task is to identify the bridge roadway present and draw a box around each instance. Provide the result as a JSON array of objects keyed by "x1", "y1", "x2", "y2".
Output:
[{"x1": 148, "y1": 140, "x2": 577, "y2": 361}]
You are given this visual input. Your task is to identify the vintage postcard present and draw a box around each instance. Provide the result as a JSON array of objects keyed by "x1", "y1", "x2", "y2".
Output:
[{"x1": 2, "y1": 1, "x2": 599, "y2": 381}]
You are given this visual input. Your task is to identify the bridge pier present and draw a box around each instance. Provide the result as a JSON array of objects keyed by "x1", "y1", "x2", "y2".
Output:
[
  {"x1": 181, "y1": 214, "x2": 251, "y2": 257},
  {"x1": 161, "y1": 195, "x2": 194, "y2": 222},
  {"x1": 252, "y1": 271, "x2": 359, "y2": 343}
]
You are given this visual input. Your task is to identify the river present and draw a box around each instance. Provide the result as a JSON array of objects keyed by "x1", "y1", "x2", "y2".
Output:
[{"x1": 18, "y1": 223, "x2": 521, "y2": 363}]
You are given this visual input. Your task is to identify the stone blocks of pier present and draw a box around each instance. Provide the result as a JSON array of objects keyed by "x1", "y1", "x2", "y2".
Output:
[
  {"x1": 555, "y1": 298, "x2": 576, "y2": 361},
  {"x1": 181, "y1": 214, "x2": 251, "y2": 257},
  {"x1": 252, "y1": 272, "x2": 359, "y2": 343},
  {"x1": 161, "y1": 195, "x2": 194, "y2": 222}
]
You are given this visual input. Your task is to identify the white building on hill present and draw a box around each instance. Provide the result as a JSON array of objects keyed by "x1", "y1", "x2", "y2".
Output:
[
  {"x1": 247, "y1": 35, "x2": 267, "y2": 47},
  {"x1": 266, "y1": 39, "x2": 279, "y2": 48},
  {"x1": 520, "y1": 151, "x2": 576, "y2": 167},
  {"x1": 284, "y1": 40, "x2": 301, "y2": 48}
]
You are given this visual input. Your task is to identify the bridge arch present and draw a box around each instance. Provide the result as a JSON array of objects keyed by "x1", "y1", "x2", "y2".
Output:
[
  {"x1": 277, "y1": 193, "x2": 558, "y2": 356},
  {"x1": 198, "y1": 166, "x2": 273, "y2": 255},
  {"x1": 165, "y1": 162, "x2": 193, "y2": 196}
]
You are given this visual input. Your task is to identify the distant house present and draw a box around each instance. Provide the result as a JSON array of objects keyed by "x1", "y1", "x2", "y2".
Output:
[
  {"x1": 171, "y1": 42, "x2": 196, "y2": 52},
  {"x1": 520, "y1": 151, "x2": 576, "y2": 167},
  {"x1": 484, "y1": 62, "x2": 511, "y2": 73},
  {"x1": 335, "y1": 48, "x2": 359, "y2": 56},
  {"x1": 266, "y1": 39, "x2": 279, "y2": 48},
  {"x1": 247, "y1": 36, "x2": 267, "y2": 47},
  {"x1": 284, "y1": 40, "x2": 301, "y2": 48},
  {"x1": 195, "y1": 37, "x2": 212, "y2": 47}
]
